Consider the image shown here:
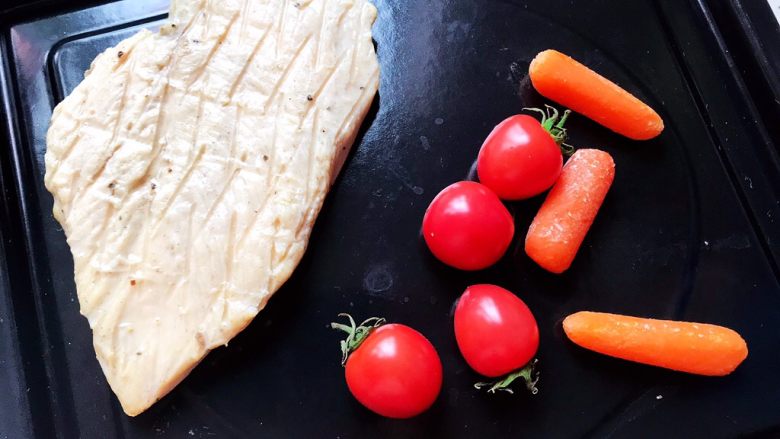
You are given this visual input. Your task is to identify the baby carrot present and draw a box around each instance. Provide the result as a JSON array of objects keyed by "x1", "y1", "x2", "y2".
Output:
[
  {"x1": 563, "y1": 311, "x2": 748, "y2": 376},
  {"x1": 529, "y1": 49, "x2": 664, "y2": 140},
  {"x1": 525, "y1": 149, "x2": 615, "y2": 274}
]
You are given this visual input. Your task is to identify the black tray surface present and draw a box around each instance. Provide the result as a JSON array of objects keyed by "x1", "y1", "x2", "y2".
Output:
[
  {"x1": 0, "y1": 171, "x2": 33, "y2": 439},
  {"x1": 2, "y1": 0, "x2": 780, "y2": 438}
]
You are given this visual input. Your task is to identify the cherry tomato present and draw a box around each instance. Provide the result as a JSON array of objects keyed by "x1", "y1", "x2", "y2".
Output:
[
  {"x1": 345, "y1": 323, "x2": 442, "y2": 419},
  {"x1": 422, "y1": 181, "x2": 514, "y2": 271},
  {"x1": 454, "y1": 284, "x2": 539, "y2": 377},
  {"x1": 477, "y1": 114, "x2": 563, "y2": 200}
]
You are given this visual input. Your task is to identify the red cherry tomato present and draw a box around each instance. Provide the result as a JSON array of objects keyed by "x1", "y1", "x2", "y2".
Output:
[
  {"x1": 454, "y1": 284, "x2": 539, "y2": 377},
  {"x1": 477, "y1": 114, "x2": 563, "y2": 200},
  {"x1": 422, "y1": 181, "x2": 514, "y2": 271},
  {"x1": 345, "y1": 324, "x2": 442, "y2": 419}
]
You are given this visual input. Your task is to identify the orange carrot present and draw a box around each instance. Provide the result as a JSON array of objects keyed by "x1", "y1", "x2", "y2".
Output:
[
  {"x1": 525, "y1": 149, "x2": 614, "y2": 273},
  {"x1": 563, "y1": 311, "x2": 748, "y2": 376},
  {"x1": 529, "y1": 49, "x2": 664, "y2": 141}
]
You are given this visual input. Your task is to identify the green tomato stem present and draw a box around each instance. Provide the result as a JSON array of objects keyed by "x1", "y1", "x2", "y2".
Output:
[
  {"x1": 474, "y1": 359, "x2": 540, "y2": 395},
  {"x1": 330, "y1": 313, "x2": 386, "y2": 366},
  {"x1": 523, "y1": 105, "x2": 575, "y2": 155}
]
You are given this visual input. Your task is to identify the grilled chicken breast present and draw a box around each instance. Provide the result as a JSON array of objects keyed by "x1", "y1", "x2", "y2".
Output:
[{"x1": 44, "y1": 0, "x2": 379, "y2": 416}]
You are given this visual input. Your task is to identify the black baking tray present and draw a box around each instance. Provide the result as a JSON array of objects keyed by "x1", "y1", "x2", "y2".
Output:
[
  {"x1": 0, "y1": 154, "x2": 34, "y2": 438},
  {"x1": 706, "y1": 0, "x2": 780, "y2": 146},
  {"x1": 2, "y1": 0, "x2": 780, "y2": 437}
]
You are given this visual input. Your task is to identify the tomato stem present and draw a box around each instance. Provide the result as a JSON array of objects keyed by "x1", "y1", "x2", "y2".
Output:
[
  {"x1": 474, "y1": 359, "x2": 540, "y2": 395},
  {"x1": 330, "y1": 313, "x2": 386, "y2": 366},
  {"x1": 523, "y1": 105, "x2": 574, "y2": 155}
]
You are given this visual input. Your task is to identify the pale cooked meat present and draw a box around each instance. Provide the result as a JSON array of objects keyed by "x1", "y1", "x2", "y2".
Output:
[{"x1": 44, "y1": 0, "x2": 379, "y2": 416}]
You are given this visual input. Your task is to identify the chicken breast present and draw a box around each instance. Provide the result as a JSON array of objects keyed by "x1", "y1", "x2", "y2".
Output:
[{"x1": 44, "y1": 0, "x2": 379, "y2": 416}]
